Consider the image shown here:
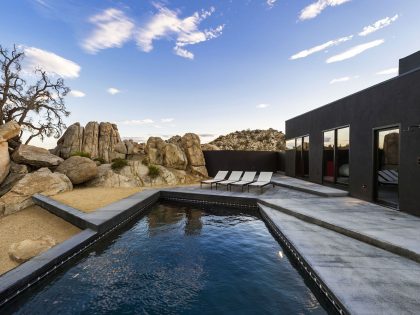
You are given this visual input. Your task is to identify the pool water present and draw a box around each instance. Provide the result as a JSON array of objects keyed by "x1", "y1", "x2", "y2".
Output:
[{"x1": 5, "y1": 202, "x2": 329, "y2": 314}]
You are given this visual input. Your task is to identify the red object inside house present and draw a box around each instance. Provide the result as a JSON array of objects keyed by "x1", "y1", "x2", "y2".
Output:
[{"x1": 326, "y1": 161, "x2": 334, "y2": 176}]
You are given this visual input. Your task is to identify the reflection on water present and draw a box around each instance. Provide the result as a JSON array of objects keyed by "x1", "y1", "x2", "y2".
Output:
[{"x1": 5, "y1": 202, "x2": 328, "y2": 315}]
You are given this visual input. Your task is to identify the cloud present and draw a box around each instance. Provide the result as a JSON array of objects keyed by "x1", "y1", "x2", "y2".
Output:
[
  {"x1": 161, "y1": 118, "x2": 174, "y2": 123},
  {"x1": 24, "y1": 47, "x2": 81, "y2": 78},
  {"x1": 107, "y1": 87, "x2": 120, "y2": 95},
  {"x1": 376, "y1": 67, "x2": 398, "y2": 75},
  {"x1": 299, "y1": 0, "x2": 351, "y2": 21},
  {"x1": 359, "y1": 15, "x2": 399, "y2": 36},
  {"x1": 120, "y1": 119, "x2": 154, "y2": 125},
  {"x1": 136, "y1": 5, "x2": 224, "y2": 59},
  {"x1": 267, "y1": 0, "x2": 277, "y2": 8},
  {"x1": 290, "y1": 35, "x2": 353, "y2": 60},
  {"x1": 69, "y1": 90, "x2": 86, "y2": 97},
  {"x1": 329, "y1": 75, "x2": 358, "y2": 84},
  {"x1": 256, "y1": 103, "x2": 270, "y2": 109},
  {"x1": 326, "y1": 39, "x2": 384, "y2": 63},
  {"x1": 83, "y1": 8, "x2": 135, "y2": 54}
]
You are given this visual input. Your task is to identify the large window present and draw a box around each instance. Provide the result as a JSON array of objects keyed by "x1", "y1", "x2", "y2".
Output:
[
  {"x1": 287, "y1": 136, "x2": 309, "y2": 178},
  {"x1": 323, "y1": 127, "x2": 350, "y2": 185}
]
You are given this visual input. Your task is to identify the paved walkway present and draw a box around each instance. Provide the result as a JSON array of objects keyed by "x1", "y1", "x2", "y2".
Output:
[
  {"x1": 272, "y1": 174, "x2": 348, "y2": 197},
  {"x1": 260, "y1": 204, "x2": 420, "y2": 315}
]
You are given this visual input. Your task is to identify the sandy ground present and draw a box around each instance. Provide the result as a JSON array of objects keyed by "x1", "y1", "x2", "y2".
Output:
[
  {"x1": 51, "y1": 187, "x2": 143, "y2": 212},
  {"x1": 0, "y1": 205, "x2": 81, "y2": 276},
  {"x1": 51, "y1": 184, "x2": 199, "y2": 213}
]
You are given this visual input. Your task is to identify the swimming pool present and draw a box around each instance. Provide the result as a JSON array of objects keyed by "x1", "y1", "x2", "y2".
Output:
[{"x1": 4, "y1": 202, "x2": 330, "y2": 314}]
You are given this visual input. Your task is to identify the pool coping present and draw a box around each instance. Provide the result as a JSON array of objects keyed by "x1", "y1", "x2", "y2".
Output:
[{"x1": 0, "y1": 189, "x2": 355, "y2": 314}]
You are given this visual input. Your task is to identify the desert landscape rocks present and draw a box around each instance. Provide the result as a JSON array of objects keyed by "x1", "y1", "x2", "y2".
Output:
[
  {"x1": 163, "y1": 143, "x2": 188, "y2": 170},
  {"x1": 81, "y1": 121, "x2": 99, "y2": 158},
  {"x1": 0, "y1": 162, "x2": 29, "y2": 197},
  {"x1": 8, "y1": 235, "x2": 56, "y2": 263},
  {"x1": 0, "y1": 120, "x2": 21, "y2": 184},
  {"x1": 0, "y1": 168, "x2": 72, "y2": 216},
  {"x1": 201, "y1": 143, "x2": 220, "y2": 151},
  {"x1": 145, "y1": 137, "x2": 166, "y2": 165},
  {"x1": 53, "y1": 122, "x2": 84, "y2": 159},
  {"x1": 56, "y1": 156, "x2": 98, "y2": 184},
  {"x1": 12, "y1": 144, "x2": 64, "y2": 168},
  {"x1": 181, "y1": 133, "x2": 208, "y2": 177}
]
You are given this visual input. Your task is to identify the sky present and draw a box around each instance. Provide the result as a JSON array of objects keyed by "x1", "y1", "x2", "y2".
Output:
[{"x1": 1, "y1": 0, "x2": 420, "y2": 148}]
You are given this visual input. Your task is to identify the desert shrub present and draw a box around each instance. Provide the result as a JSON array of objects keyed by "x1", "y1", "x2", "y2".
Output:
[
  {"x1": 93, "y1": 157, "x2": 106, "y2": 164},
  {"x1": 111, "y1": 158, "x2": 128, "y2": 170},
  {"x1": 71, "y1": 151, "x2": 91, "y2": 158},
  {"x1": 148, "y1": 165, "x2": 160, "y2": 179}
]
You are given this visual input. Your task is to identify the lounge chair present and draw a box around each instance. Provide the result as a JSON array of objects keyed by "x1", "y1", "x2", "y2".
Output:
[
  {"x1": 216, "y1": 171, "x2": 243, "y2": 190},
  {"x1": 200, "y1": 171, "x2": 229, "y2": 189},
  {"x1": 228, "y1": 171, "x2": 257, "y2": 191},
  {"x1": 247, "y1": 172, "x2": 274, "y2": 192},
  {"x1": 378, "y1": 169, "x2": 398, "y2": 185}
]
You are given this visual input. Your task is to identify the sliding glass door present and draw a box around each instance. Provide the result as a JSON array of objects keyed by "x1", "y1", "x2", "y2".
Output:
[
  {"x1": 375, "y1": 127, "x2": 399, "y2": 208},
  {"x1": 323, "y1": 127, "x2": 350, "y2": 185},
  {"x1": 295, "y1": 136, "x2": 309, "y2": 178}
]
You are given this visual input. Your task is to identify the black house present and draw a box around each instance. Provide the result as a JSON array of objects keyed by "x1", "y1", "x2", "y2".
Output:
[{"x1": 285, "y1": 51, "x2": 420, "y2": 216}]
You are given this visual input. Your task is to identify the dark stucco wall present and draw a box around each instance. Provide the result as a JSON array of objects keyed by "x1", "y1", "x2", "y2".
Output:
[{"x1": 285, "y1": 68, "x2": 420, "y2": 216}]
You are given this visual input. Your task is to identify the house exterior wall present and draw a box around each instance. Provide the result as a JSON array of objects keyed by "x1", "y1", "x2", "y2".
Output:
[{"x1": 285, "y1": 66, "x2": 420, "y2": 216}]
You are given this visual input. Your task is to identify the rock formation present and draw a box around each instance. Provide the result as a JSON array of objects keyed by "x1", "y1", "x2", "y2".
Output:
[
  {"x1": 56, "y1": 156, "x2": 98, "y2": 184},
  {"x1": 145, "y1": 137, "x2": 166, "y2": 165},
  {"x1": 201, "y1": 143, "x2": 220, "y2": 151},
  {"x1": 181, "y1": 133, "x2": 208, "y2": 177},
  {"x1": 54, "y1": 122, "x2": 84, "y2": 159},
  {"x1": 9, "y1": 235, "x2": 56, "y2": 263},
  {"x1": 12, "y1": 144, "x2": 64, "y2": 168},
  {"x1": 210, "y1": 128, "x2": 285, "y2": 151},
  {"x1": 81, "y1": 121, "x2": 99, "y2": 158},
  {"x1": 0, "y1": 168, "x2": 72, "y2": 216},
  {"x1": 0, "y1": 162, "x2": 29, "y2": 197},
  {"x1": 163, "y1": 143, "x2": 187, "y2": 170},
  {"x1": 0, "y1": 121, "x2": 21, "y2": 184}
]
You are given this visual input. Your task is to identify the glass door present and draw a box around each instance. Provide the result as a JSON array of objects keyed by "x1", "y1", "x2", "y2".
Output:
[{"x1": 375, "y1": 128, "x2": 399, "y2": 208}]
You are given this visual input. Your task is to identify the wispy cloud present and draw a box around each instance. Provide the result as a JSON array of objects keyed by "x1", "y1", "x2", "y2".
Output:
[
  {"x1": 83, "y1": 8, "x2": 134, "y2": 54},
  {"x1": 256, "y1": 103, "x2": 270, "y2": 109},
  {"x1": 359, "y1": 15, "x2": 399, "y2": 36},
  {"x1": 136, "y1": 5, "x2": 224, "y2": 59},
  {"x1": 121, "y1": 119, "x2": 154, "y2": 125},
  {"x1": 326, "y1": 39, "x2": 384, "y2": 63},
  {"x1": 267, "y1": 0, "x2": 277, "y2": 9},
  {"x1": 107, "y1": 87, "x2": 120, "y2": 95},
  {"x1": 329, "y1": 75, "x2": 358, "y2": 84},
  {"x1": 290, "y1": 35, "x2": 353, "y2": 60},
  {"x1": 299, "y1": 0, "x2": 351, "y2": 21},
  {"x1": 161, "y1": 118, "x2": 174, "y2": 123},
  {"x1": 69, "y1": 90, "x2": 86, "y2": 97},
  {"x1": 24, "y1": 47, "x2": 81, "y2": 78},
  {"x1": 376, "y1": 67, "x2": 398, "y2": 75}
]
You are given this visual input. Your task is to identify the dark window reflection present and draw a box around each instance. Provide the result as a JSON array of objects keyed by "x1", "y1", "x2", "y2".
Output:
[
  {"x1": 336, "y1": 127, "x2": 350, "y2": 185},
  {"x1": 323, "y1": 130, "x2": 335, "y2": 183}
]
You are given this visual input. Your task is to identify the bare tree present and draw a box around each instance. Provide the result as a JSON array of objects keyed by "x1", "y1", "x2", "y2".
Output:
[{"x1": 0, "y1": 45, "x2": 70, "y2": 144}]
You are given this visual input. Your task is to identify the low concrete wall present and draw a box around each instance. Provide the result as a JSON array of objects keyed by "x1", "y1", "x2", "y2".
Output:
[{"x1": 203, "y1": 150, "x2": 285, "y2": 177}]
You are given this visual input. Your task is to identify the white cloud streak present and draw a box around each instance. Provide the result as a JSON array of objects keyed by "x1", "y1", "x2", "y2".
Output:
[
  {"x1": 69, "y1": 90, "x2": 86, "y2": 97},
  {"x1": 290, "y1": 35, "x2": 353, "y2": 60},
  {"x1": 329, "y1": 75, "x2": 358, "y2": 84},
  {"x1": 359, "y1": 14, "x2": 399, "y2": 36},
  {"x1": 267, "y1": 0, "x2": 277, "y2": 8},
  {"x1": 24, "y1": 47, "x2": 81, "y2": 78},
  {"x1": 299, "y1": 0, "x2": 351, "y2": 21},
  {"x1": 107, "y1": 87, "x2": 120, "y2": 95},
  {"x1": 136, "y1": 6, "x2": 224, "y2": 59},
  {"x1": 376, "y1": 67, "x2": 398, "y2": 75},
  {"x1": 83, "y1": 8, "x2": 135, "y2": 54},
  {"x1": 161, "y1": 118, "x2": 174, "y2": 123},
  {"x1": 256, "y1": 103, "x2": 270, "y2": 109},
  {"x1": 326, "y1": 39, "x2": 385, "y2": 63}
]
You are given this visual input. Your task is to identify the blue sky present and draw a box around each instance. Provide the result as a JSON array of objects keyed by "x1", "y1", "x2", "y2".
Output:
[{"x1": 1, "y1": 0, "x2": 420, "y2": 147}]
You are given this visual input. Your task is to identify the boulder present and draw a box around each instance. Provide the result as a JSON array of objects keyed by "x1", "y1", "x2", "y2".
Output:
[
  {"x1": 56, "y1": 156, "x2": 98, "y2": 184},
  {"x1": 85, "y1": 164, "x2": 137, "y2": 188},
  {"x1": 0, "y1": 142, "x2": 10, "y2": 184},
  {"x1": 181, "y1": 133, "x2": 206, "y2": 167},
  {"x1": 53, "y1": 123, "x2": 84, "y2": 159},
  {"x1": 201, "y1": 143, "x2": 220, "y2": 151},
  {"x1": 98, "y1": 122, "x2": 122, "y2": 162},
  {"x1": 0, "y1": 120, "x2": 21, "y2": 142},
  {"x1": 145, "y1": 137, "x2": 166, "y2": 165},
  {"x1": 163, "y1": 143, "x2": 187, "y2": 170},
  {"x1": 8, "y1": 236, "x2": 56, "y2": 263},
  {"x1": 0, "y1": 168, "x2": 72, "y2": 216},
  {"x1": 82, "y1": 121, "x2": 99, "y2": 158},
  {"x1": 188, "y1": 165, "x2": 208, "y2": 178},
  {"x1": 114, "y1": 142, "x2": 128, "y2": 155},
  {"x1": 0, "y1": 162, "x2": 29, "y2": 197},
  {"x1": 12, "y1": 144, "x2": 63, "y2": 168},
  {"x1": 167, "y1": 135, "x2": 182, "y2": 146}
]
